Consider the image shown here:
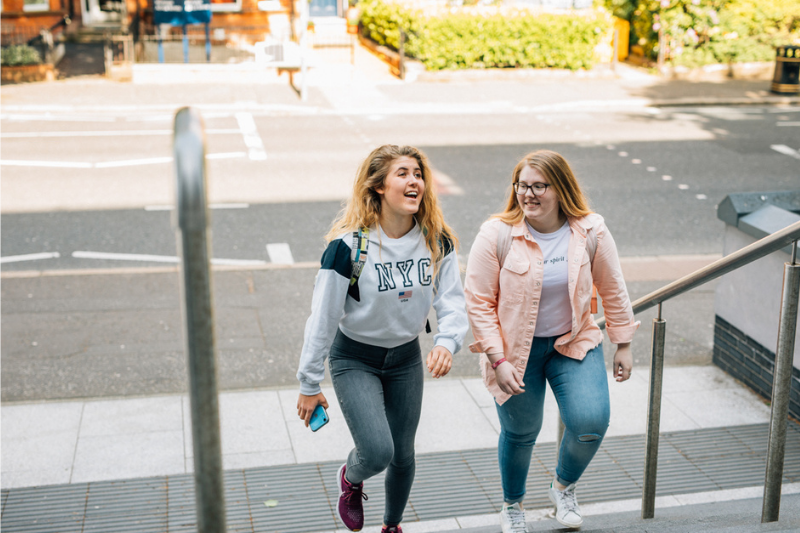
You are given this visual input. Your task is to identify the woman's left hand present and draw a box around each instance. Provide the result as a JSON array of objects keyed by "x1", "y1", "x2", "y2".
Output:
[
  {"x1": 427, "y1": 346, "x2": 453, "y2": 378},
  {"x1": 613, "y1": 343, "x2": 633, "y2": 382}
]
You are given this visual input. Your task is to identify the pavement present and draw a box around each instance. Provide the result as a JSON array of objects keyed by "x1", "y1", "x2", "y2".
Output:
[{"x1": 2, "y1": 30, "x2": 800, "y2": 532}]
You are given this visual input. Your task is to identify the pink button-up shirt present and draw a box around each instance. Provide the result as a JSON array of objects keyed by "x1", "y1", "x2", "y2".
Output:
[{"x1": 464, "y1": 214, "x2": 639, "y2": 405}]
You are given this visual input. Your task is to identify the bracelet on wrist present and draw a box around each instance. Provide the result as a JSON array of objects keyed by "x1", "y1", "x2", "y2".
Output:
[{"x1": 491, "y1": 357, "x2": 507, "y2": 370}]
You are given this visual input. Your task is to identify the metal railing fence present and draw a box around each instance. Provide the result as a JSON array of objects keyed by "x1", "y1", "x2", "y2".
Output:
[{"x1": 596, "y1": 220, "x2": 800, "y2": 522}]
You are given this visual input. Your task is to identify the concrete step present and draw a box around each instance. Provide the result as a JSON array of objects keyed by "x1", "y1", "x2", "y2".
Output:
[{"x1": 453, "y1": 493, "x2": 800, "y2": 532}]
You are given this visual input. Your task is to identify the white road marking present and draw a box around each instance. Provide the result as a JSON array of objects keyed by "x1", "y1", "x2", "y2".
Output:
[
  {"x1": 696, "y1": 194, "x2": 707, "y2": 200},
  {"x1": 235, "y1": 112, "x2": 267, "y2": 161},
  {"x1": 206, "y1": 151, "x2": 247, "y2": 160},
  {"x1": 144, "y1": 203, "x2": 249, "y2": 211},
  {"x1": 0, "y1": 160, "x2": 93, "y2": 168},
  {"x1": 662, "y1": 175, "x2": 673, "y2": 181},
  {"x1": 770, "y1": 144, "x2": 800, "y2": 160},
  {"x1": 647, "y1": 166, "x2": 656, "y2": 172},
  {"x1": 678, "y1": 184, "x2": 690, "y2": 190},
  {"x1": 73, "y1": 250, "x2": 266, "y2": 266},
  {"x1": 432, "y1": 169, "x2": 465, "y2": 195},
  {"x1": 0, "y1": 152, "x2": 246, "y2": 169},
  {"x1": 210, "y1": 258, "x2": 268, "y2": 266},
  {"x1": 0, "y1": 252, "x2": 61, "y2": 264},
  {"x1": 73, "y1": 251, "x2": 179, "y2": 263},
  {"x1": 95, "y1": 156, "x2": 173, "y2": 168},
  {"x1": 0, "y1": 129, "x2": 241, "y2": 138},
  {"x1": 776, "y1": 122, "x2": 800, "y2": 126},
  {"x1": 266, "y1": 243, "x2": 295, "y2": 265},
  {"x1": 618, "y1": 151, "x2": 628, "y2": 157},
  {"x1": 631, "y1": 159, "x2": 642, "y2": 164}
]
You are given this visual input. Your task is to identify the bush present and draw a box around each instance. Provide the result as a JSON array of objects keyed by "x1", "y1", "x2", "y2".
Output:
[
  {"x1": 1, "y1": 45, "x2": 43, "y2": 66},
  {"x1": 360, "y1": 1, "x2": 612, "y2": 71},
  {"x1": 608, "y1": 0, "x2": 800, "y2": 66}
]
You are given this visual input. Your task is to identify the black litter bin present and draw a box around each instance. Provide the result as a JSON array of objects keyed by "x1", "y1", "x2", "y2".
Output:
[{"x1": 771, "y1": 45, "x2": 800, "y2": 95}]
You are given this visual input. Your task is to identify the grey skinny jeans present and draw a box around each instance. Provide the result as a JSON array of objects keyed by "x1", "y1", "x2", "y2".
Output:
[{"x1": 329, "y1": 329, "x2": 424, "y2": 528}]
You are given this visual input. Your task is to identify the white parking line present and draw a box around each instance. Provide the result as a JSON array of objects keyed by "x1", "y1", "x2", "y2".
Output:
[
  {"x1": 771, "y1": 144, "x2": 800, "y2": 160},
  {"x1": 777, "y1": 122, "x2": 800, "y2": 126},
  {"x1": 235, "y1": 112, "x2": 267, "y2": 161},
  {"x1": 0, "y1": 152, "x2": 247, "y2": 169},
  {"x1": 95, "y1": 157, "x2": 173, "y2": 168},
  {"x1": 72, "y1": 250, "x2": 267, "y2": 266},
  {"x1": 0, "y1": 129, "x2": 241, "y2": 138},
  {"x1": 144, "y1": 203, "x2": 250, "y2": 211},
  {"x1": 0, "y1": 160, "x2": 93, "y2": 169},
  {"x1": 0, "y1": 252, "x2": 61, "y2": 264},
  {"x1": 266, "y1": 243, "x2": 295, "y2": 265},
  {"x1": 73, "y1": 251, "x2": 179, "y2": 263}
]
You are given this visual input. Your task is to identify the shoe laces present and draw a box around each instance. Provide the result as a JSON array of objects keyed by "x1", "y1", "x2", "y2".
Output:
[
  {"x1": 505, "y1": 505, "x2": 526, "y2": 533},
  {"x1": 556, "y1": 485, "x2": 579, "y2": 515},
  {"x1": 343, "y1": 482, "x2": 368, "y2": 505}
]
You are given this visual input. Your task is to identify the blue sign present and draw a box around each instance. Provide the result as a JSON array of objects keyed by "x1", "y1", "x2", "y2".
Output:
[{"x1": 154, "y1": 0, "x2": 212, "y2": 26}]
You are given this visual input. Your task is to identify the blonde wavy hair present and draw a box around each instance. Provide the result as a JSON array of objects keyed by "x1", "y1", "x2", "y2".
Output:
[
  {"x1": 326, "y1": 145, "x2": 458, "y2": 271},
  {"x1": 493, "y1": 149, "x2": 592, "y2": 225}
]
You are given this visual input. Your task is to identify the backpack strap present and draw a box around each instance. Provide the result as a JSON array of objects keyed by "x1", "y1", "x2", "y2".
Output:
[
  {"x1": 585, "y1": 226, "x2": 599, "y2": 314},
  {"x1": 350, "y1": 227, "x2": 369, "y2": 286},
  {"x1": 495, "y1": 222, "x2": 513, "y2": 267},
  {"x1": 347, "y1": 227, "x2": 369, "y2": 302}
]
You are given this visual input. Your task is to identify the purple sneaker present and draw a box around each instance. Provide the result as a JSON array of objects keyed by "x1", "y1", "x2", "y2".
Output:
[
  {"x1": 381, "y1": 526, "x2": 403, "y2": 533},
  {"x1": 337, "y1": 463, "x2": 368, "y2": 531}
]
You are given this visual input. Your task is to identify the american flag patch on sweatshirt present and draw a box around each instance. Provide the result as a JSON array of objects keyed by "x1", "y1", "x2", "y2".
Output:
[{"x1": 398, "y1": 290, "x2": 413, "y2": 299}]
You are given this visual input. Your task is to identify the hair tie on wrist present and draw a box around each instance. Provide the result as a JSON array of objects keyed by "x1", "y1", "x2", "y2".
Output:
[{"x1": 491, "y1": 357, "x2": 507, "y2": 370}]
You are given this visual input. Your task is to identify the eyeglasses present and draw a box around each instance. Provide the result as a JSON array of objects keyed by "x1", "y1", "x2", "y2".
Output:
[{"x1": 514, "y1": 182, "x2": 550, "y2": 196}]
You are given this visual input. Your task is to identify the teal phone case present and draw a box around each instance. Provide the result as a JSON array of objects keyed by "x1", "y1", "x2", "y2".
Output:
[{"x1": 310, "y1": 405, "x2": 329, "y2": 432}]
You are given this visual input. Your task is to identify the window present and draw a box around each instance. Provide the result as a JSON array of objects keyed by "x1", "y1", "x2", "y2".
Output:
[
  {"x1": 23, "y1": 0, "x2": 50, "y2": 12},
  {"x1": 210, "y1": 0, "x2": 241, "y2": 12}
]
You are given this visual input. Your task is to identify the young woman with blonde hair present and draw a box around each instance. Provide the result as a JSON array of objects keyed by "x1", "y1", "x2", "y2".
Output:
[
  {"x1": 465, "y1": 150, "x2": 639, "y2": 532},
  {"x1": 296, "y1": 145, "x2": 468, "y2": 533}
]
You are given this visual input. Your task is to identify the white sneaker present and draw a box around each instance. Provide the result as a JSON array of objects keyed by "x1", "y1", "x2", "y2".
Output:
[
  {"x1": 499, "y1": 502, "x2": 528, "y2": 533},
  {"x1": 548, "y1": 481, "x2": 583, "y2": 528}
]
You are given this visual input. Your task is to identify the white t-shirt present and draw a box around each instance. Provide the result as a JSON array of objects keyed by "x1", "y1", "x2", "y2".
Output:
[{"x1": 527, "y1": 220, "x2": 572, "y2": 337}]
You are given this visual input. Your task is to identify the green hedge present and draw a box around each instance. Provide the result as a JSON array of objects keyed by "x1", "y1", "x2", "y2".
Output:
[
  {"x1": 606, "y1": 0, "x2": 800, "y2": 67},
  {"x1": 1, "y1": 45, "x2": 42, "y2": 66},
  {"x1": 360, "y1": 1, "x2": 611, "y2": 71}
]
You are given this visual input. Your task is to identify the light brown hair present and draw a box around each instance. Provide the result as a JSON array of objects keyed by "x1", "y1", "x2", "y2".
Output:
[
  {"x1": 493, "y1": 149, "x2": 592, "y2": 224},
  {"x1": 326, "y1": 145, "x2": 458, "y2": 269}
]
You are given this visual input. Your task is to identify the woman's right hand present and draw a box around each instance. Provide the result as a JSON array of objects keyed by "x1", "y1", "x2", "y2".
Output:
[
  {"x1": 494, "y1": 362, "x2": 525, "y2": 395},
  {"x1": 297, "y1": 392, "x2": 329, "y2": 427}
]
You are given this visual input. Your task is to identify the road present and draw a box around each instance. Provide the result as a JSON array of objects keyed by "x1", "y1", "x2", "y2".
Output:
[{"x1": 2, "y1": 85, "x2": 799, "y2": 401}]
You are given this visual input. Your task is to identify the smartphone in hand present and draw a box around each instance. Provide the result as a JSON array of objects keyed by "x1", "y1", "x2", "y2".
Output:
[{"x1": 309, "y1": 404, "x2": 329, "y2": 432}]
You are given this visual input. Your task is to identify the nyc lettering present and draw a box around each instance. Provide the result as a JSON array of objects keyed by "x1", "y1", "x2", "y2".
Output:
[{"x1": 375, "y1": 259, "x2": 432, "y2": 292}]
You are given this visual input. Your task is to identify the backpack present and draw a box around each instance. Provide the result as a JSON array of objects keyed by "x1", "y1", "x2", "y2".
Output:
[{"x1": 495, "y1": 221, "x2": 599, "y2": 314}]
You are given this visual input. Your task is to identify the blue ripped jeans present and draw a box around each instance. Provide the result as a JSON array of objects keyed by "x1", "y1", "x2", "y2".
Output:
[{"x1": 496, "y1": 335, "x2": 610, "y2": 504}]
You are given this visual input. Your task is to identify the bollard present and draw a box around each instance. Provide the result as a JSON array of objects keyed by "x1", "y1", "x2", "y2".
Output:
[
  {"x1": 173, "y1": 107, "x2": 228, "y2": 533},
  {"x1": 642, "y1": 304, "x2": 665, "y2": 519},
  {"x1": 762, "y1": 241, "x2": 800, "y2": 522}
]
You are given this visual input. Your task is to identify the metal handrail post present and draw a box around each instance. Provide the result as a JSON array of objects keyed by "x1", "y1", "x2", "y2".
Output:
[
  {"x1": 173, "y1": 107, "x2": 228, "y2": 533},
  {"x1": 762, "y1": 241, "x2": 800, "y2": 523},
  {"x1": 642, "y1": 303, "x2": 666, "y2": 519}
]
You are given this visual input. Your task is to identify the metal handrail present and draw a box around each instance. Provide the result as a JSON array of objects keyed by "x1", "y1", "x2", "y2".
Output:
[
  {"x1": 173, "y1": 107, "x2": 227, "y2": 533},
  {"x1": 597, "y1": 220, "x2": 800, "y2": 330},
  {"x1": 593, "y1": 219, "x2": 800, "y2": 523}
]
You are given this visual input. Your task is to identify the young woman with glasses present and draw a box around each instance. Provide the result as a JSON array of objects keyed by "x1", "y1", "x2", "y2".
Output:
[
  {"x1": 464, "y1": 150, "x2": 639, "y2": 532},
  {"x1": 296, "y1": 145, "x2": 469, "y2": 533}
]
